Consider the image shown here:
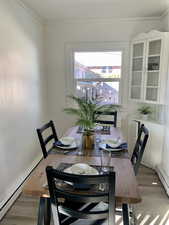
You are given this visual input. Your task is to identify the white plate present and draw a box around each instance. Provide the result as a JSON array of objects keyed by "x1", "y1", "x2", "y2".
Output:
[
  {"x1": 60, "y1": 136, "x2": 75, "y2": 145},
  {"x1": 55, "y1": 136, "x2": 77, "y2": 150},
  {"x1": 55, "y1": 141, "x2": 77, "y2": 150},
  {"x1": 64, "y1": 163, "x2": 99, "y2": 175},
  {"x1": 102, "y1": 138, "x2": 121, "y2": 148},
  {"x1": 99, "y1": 143, "x2": 123, "y2": 152}
]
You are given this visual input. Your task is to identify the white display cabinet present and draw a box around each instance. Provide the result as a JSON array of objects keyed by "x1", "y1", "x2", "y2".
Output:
[{"x1": 129, "y1": 30, "x2": 169, "y2": 104}]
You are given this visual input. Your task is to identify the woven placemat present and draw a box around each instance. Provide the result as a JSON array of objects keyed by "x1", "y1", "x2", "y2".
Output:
[
  {"x1": 77, "y1": 126, "x2": 111, "y2": 135},
  {"x1": 55, "y1": 163, "x2": 114, "y2": 191}
]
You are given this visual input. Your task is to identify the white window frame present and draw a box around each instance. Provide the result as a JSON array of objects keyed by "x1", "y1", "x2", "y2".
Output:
[{"x1": 65, "y1": 42, "x2": 129, "y2": 107}]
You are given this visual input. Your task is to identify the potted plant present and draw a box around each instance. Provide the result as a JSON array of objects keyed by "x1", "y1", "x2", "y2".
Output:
[
  {"x1": 64, "y1": 95, "x2": 119, "y2": 149},
  {"x1": 138, "y1": 105, "x2": 152, "y2": 120}
]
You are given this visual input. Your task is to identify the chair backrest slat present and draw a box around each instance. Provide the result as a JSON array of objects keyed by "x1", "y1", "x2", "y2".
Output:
[
  {"x1": 131, "y1": 124, "x2": 149, "y2": 175},
  {"x1": 44, "y1": 134, "x2": 55, "y2": 145},
  {"x1": 49, "y1": 169, "x2": 111, "y2": 183},
  {"x1": 39, "y1": 122, "x2": 52, "y2": 132},
  {"x1": 37, "y1": 120, "x2": 58, "y2": 158},
  {"x1": 54, "y1": 188, "x2": 108, "y2": 203},
  {"x1": 95, "y1": 111, "x2": 117, "y2": 127},
  {"x1": 58, "y1": 205, "x2": 108, "y2": 220}
]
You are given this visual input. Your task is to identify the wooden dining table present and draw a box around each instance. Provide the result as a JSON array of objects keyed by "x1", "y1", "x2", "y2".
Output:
[{"x1": 23, "y1": 126, "x2": 141, "y2": 205}]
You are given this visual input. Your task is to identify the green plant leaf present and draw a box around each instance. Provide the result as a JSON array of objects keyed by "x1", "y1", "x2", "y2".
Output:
[
  {"x1": 63, "y1": 108, "x2": 81, "y2": 116},
  {"x1": 64, "y1": 95, "x2": 120, "y2": 130}
]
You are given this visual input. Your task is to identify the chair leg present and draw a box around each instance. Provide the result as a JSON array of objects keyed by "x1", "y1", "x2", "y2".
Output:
[
  {"x1": 37, "y1": 197, "x2": 46, "y2": 225},
  {"x1": 37, "y1": 197, "x2": 44, "y2": 225},
  {"x1": 44, "y1": 198, "x2": 51, "y2": 225},
  {"x1": 37, "y1": 197, "x2": 51, "y2": 225},
  {"x1": 122, "y1": 204, "x2": 130, "y2": 225}
]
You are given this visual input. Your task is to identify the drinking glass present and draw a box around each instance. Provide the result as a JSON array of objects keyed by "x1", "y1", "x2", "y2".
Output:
[
  {"x1": 76, "y1": 135, "x2": 83, "y2": 155},
  {"x1": 100, "y1": 149, "x2": 111, "y2": 172},
  {"x1": 95, "y1": 125, "x2": 102, "y2": 144}
]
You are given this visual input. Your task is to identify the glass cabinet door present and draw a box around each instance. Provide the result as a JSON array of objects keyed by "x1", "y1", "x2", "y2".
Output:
[
  {"x1": 144, "y1": 39, "x2": 161, "y2": 102},
  {"x1": 130, "y1": 42, "x2": 145, "y2": 100}
]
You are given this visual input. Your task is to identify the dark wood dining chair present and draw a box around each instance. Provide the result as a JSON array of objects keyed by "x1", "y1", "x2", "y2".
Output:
[
  {"x1": 37, "y1": 166, "x2": 116, "y2": 225},
  {"x1": 121, "y1": 124, "x2": 149, "y2": 225},
  {"x1": 95, "y1": 111, "x2": 117, "y2": 127},
  {"x1": 131, "y1": 124, "x2": 149, "y2": 176},
  {"x1": 37, "y1": 120, "x2": 58, "y2": 158}
]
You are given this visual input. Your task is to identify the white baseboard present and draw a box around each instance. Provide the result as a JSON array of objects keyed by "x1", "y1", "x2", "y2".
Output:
[
  {"x1": 0, "y1": 185, "x2": 22, "y2": 219},
  {"x1": 0, "y1": 153, "x2": 42, "y2": 220},
  {"x1": 156, "y1": 165, "x2": 169, "y2": 197},
  {"x1": 141, "y1": 161, "x2": 155, "y2": 170},
  {"x1": 142, "y1": 163, "x2": 169, "y2": 196}
]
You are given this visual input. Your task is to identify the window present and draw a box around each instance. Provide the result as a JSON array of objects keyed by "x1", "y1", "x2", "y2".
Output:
[{"x1": 74, "y1": 51, "x2": 122, "y2": 104}]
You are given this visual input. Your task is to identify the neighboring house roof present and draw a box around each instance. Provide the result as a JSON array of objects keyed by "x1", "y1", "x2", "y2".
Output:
[
  {"x1": 87, "y1": 66, "x2": 121, "y2": 69},
  {"x1": 76, "y1": 62, "x2": 120, "y2": 77}
]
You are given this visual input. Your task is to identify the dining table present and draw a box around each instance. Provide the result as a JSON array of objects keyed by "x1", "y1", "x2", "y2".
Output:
[
  {"x1": 23, "y1": 126, "x2": 141, "y2": 224},
  {"x1": 23, "y1": 127, "x2": 141, "y2": 204}
]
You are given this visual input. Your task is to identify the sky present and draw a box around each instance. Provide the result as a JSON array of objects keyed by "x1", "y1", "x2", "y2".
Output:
[{"x1": 74, "y1": 51, "x2": 122, "y2": 66}]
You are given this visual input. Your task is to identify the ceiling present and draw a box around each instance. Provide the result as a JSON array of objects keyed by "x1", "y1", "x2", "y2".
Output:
[{"x1": 20, "y1": 0, "x2": 169, "y2": 20}]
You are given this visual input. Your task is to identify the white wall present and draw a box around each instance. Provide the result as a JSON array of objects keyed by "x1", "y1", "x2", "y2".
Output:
[
  {"x1": 0, "y1": 0, "x2": 47, "y2": 211},
  {"x1": 157, "y1": 13, "x2": 169, "y2": 195},
  {"x1": 45, "y1": 18, "x2": 162, "y2": 136}
]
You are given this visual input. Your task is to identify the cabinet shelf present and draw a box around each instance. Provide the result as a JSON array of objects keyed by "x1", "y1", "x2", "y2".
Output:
[
  {"x1": 146, "y1": 70, "x2": 159, "y2": 72},
  {"x1": 148, "y1": 54, "x2": 160, "y2": 57},
  {"x1": 145, "y1": 86, "x2": 159, "y2": 88},
  {"x1": 132, "y1": 70, "x2": 143, "y2": 72},
  {"x1": 133, "y1": 56, "x2": 143, "y2": 59}
]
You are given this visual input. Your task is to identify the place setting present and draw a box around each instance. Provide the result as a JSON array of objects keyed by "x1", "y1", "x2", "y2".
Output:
[
  {"x1": 99, "y1": 137, "x2": 127, "y2": 151},
  {"x1": 43, "y1": 161, "x2": 113, "y2": 191},
  {"x1": 98, "y1": 137, "x2": 128, "y2": 159},
  {"x1": 42, "y1": 163, "x2": 99, "y2": 189},
  {"x1": 53, "y1": 160, "x2": 114, "y2": 191},
  {"x1": 43, "y1": 145, "x2": 114, "y2": 190},
  {"x1": 53, "y1": 136, "x2": 79, "y2": 154},
  {"x1": 77, "y1": 125, "x2": 111, "y2": 135}
]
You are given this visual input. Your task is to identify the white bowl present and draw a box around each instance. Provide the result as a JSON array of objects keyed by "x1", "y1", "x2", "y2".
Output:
[
  {"x1": 60, "y1": 136, "x2": 75, "y2": 146},
  {"x1": 102, "y1": 138, "x2": 121, "y2": 148},
  {"x1": 64, "y1": 163, "x2": 98, "y2": 175}
]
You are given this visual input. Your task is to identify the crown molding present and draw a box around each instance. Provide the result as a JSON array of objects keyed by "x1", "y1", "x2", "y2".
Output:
[
  {"x1": 14, "y1": 0, "x2": 44, "y2": 25},
  {"x1": 13, "y1": 0, "x2": 168, "y2": 26},
  {"x1": 132, "y1": 29, "x2": 166, "y2": 41},
  {"x1": 45, "y1": 16, "x2": 160, "y2": 26}
]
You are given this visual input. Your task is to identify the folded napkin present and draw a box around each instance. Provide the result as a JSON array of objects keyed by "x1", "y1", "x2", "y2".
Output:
[
  {"x1": 54, "y1": 140, "x2": 70, "y2": 147},
  {"x1": 106, "y1": 142, "x2": 128, "y2": 150}
]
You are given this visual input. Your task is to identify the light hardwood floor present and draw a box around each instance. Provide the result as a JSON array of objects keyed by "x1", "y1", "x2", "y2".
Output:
[{"x1": 1, "y1": 166, "x2": 169, "y2": 225}]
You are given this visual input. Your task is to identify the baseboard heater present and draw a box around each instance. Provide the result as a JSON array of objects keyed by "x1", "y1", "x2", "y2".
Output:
[
  {"x1": 156, "y1": 166, "x2": 169, "y2": 197},
  {"x1": 0, "y1": 156, "x2": 43, "y2": 219}
]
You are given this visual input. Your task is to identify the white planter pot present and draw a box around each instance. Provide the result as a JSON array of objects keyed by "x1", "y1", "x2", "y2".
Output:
[{"x1": 142, "y1": 114, "x2": 149, "y2": 120}]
